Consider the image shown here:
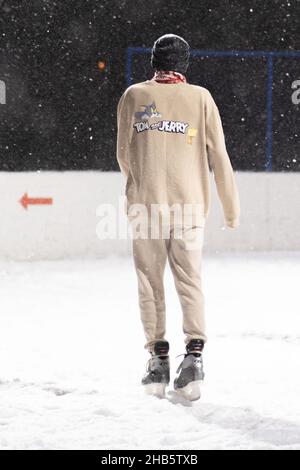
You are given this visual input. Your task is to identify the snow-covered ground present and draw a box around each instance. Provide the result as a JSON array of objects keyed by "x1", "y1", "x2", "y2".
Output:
[{"x1": 0, "y1": 252, "x2": 300, "y2": 450}]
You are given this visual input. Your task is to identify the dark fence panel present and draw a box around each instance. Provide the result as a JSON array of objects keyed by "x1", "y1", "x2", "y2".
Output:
[{"x1": 0, "y1": 0, "x2": 299, "y2": 171}]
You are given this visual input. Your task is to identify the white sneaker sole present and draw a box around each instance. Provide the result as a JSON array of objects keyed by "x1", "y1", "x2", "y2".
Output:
[
  {"x1": 143, "y1": 383, "x2": 167, "y2": 398},
  {"x1": 175, "y1": 380, "x2": 201, "y2": 401}
]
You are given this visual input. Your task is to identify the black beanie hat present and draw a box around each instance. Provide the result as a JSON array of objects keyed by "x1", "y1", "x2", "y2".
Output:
[{"x1": 151, "y1": 34, "x2": 190, "y2": 74}]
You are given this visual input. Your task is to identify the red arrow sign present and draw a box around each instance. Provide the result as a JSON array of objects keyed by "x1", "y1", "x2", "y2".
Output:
[{"x1": 19, "y1": 193, "x2": 53, "y2": 210}]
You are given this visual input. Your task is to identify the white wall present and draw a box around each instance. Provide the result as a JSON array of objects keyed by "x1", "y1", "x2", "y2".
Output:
[
  {"x1": 0, "y1": 171, "x2": 299, "y2": 260},
  {"x1": 206, "y1": 171, "x2": 300, "y2": 251}
]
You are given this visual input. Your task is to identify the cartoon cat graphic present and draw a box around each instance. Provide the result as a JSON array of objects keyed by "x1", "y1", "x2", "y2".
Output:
[{"x1": 134, "y1": 102, "x2": 161, "y2": 121}]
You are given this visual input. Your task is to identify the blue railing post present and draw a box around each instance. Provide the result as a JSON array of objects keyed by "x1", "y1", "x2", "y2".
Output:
[{"x1": 266, "y1": 53, "x2": 274, "y2": 171}]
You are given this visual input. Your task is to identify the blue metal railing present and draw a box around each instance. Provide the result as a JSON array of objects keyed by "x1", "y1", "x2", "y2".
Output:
[{"x1": 126, "y1": 47, "x2": 300, "y2": 171}]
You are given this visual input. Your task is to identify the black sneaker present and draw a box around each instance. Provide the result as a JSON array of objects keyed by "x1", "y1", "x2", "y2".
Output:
[
  {"x1": 142, "y1": 341, "x2": 170, "y2": 398},
  {"x1": 174, "y1": 339, "x2": 205, "y2": 401}
]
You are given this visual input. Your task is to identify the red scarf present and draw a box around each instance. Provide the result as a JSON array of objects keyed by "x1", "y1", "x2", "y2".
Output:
[{"x1": 151, "y1": 70, "x2": 187, "y2": 84}]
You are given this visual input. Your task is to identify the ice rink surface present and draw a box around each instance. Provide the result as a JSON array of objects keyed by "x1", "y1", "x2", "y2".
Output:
[{"x1": 0, "y1": 252, "x2": 300, "y2": 450}]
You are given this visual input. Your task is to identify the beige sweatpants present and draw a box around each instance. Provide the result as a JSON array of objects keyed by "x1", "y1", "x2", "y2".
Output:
[{"x1": 131, "y1": 223, "x2": 207, "y2": 353}]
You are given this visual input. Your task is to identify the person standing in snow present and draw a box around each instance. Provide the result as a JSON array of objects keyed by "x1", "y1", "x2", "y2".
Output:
[{"x1": 116, "y1": 34, "x2": 240, "y2": 400}]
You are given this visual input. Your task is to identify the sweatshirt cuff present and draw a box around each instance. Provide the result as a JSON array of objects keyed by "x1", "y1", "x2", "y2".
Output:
[{"x1": 226, "y1": 218, "x2": 240, "y2": 228}]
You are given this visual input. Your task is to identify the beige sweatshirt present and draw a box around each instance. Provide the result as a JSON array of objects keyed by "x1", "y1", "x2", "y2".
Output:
[{"x1": 116, "y1": 80, "x2": 240, "y2": 228}]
